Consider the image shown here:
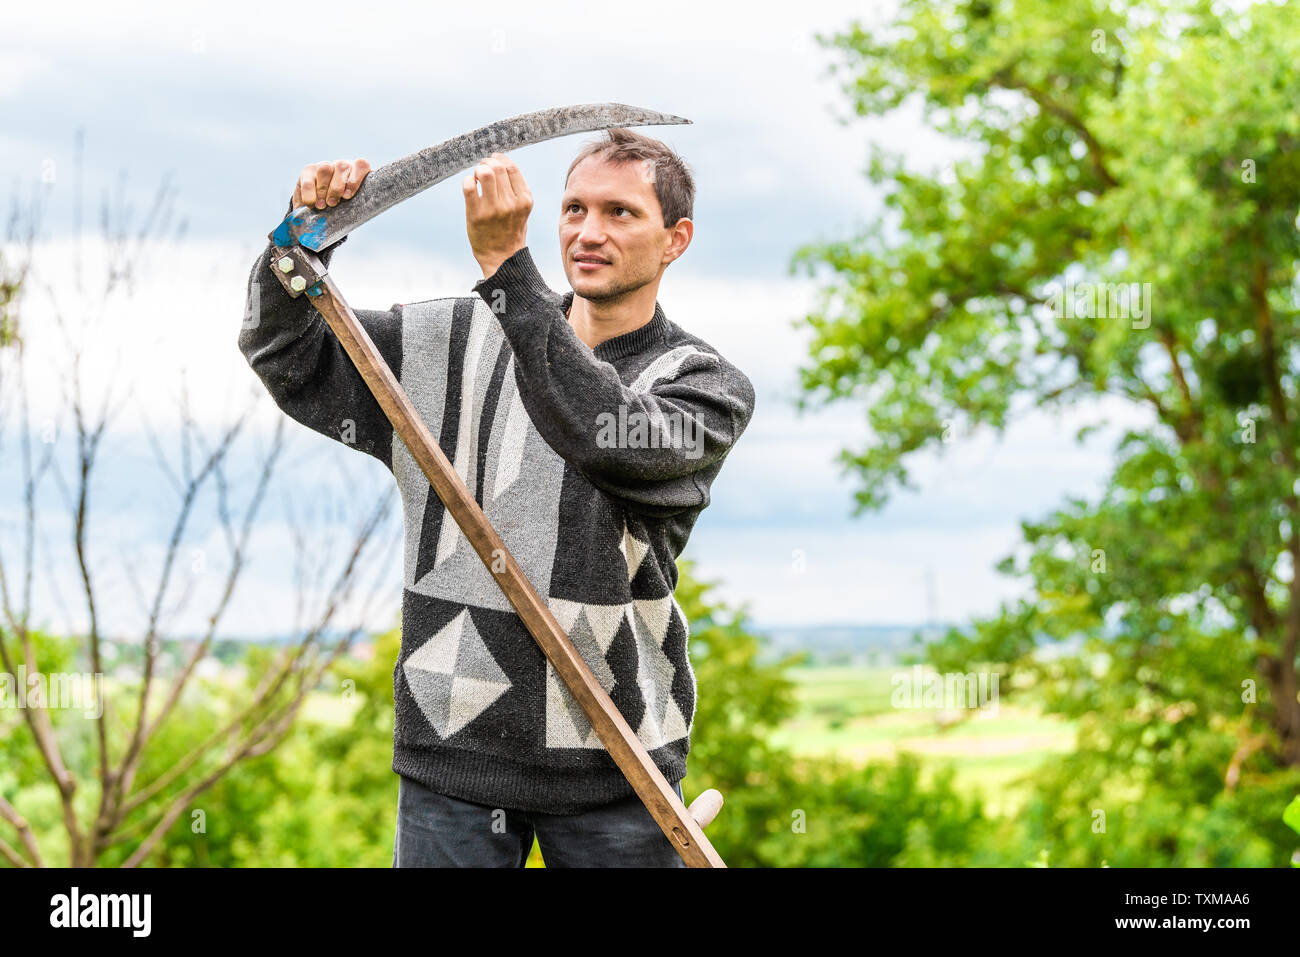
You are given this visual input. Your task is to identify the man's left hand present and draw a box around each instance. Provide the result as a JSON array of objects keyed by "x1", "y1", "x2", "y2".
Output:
[{"x1": 463, "y1": 152, "x2": 533, "y2": 279}]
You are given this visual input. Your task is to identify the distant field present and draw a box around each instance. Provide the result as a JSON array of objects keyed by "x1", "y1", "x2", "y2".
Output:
[{"x1": 769, "y1": 665, "x2": 1076, "y2": 816}]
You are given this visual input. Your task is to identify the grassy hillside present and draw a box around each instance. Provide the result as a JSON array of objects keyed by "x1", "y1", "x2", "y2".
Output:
[{"x1": 769, "y1": 665, "x2": 1076, "y2": 817}]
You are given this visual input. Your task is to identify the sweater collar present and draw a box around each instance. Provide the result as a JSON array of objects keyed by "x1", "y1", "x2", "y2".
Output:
[{"x1": 561, "y1": 291, "x2": 669, "y2": 362}]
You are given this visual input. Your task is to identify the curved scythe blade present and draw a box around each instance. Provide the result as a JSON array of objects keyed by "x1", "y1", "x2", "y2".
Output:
[{"x1": 271, "y1": 102, "x2": 691, "y2": 251}]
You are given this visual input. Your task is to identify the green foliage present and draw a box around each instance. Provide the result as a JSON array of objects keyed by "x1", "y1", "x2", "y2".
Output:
[
  {"x1": 73, "y1": 564, "x2": 993, "y2": 868},
  {"x1": 663, "y1": 562, "x2": 994, "y2": 867},
  {"x1": 16, "y1": 564, "x2": 1283, "y2": 867},
  {"x1": 750, "y1": 752, "x2": 991, "y2": 867},
  {"x1": 1285, "y1": 795, "x2": 1300, "y2": 867},
  {"x1": 0, "y1": 248, "x2": 22, "y2": 349},
  {"x1": 0, "y1": 628, "x2": 85, "y2": 864},
  {"x1": 796, "y1": 0, "x2": 1300, "y2": 866},
  {"x1": 798, "y1": 0, "x2": 1300, "y2": 512},
  {"x1": 120, "y1": 628, "x2": 403, "y2": 868}
]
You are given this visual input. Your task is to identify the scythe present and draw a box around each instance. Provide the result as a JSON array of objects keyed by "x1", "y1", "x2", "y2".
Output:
[{"x1": 266, "y1": 103, "x2": 726, "y2": 868}]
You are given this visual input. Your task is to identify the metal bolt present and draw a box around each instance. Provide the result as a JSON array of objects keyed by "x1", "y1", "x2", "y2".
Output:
[
  {"x1": 289, "y1": 276, "x2": 307, "y2": 292},
  {"x1": 277, "y1": 256, "x2": 295, "y2": 273}
]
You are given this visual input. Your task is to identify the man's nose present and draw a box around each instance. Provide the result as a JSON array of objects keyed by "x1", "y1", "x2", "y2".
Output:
[{"x1": 575, "y1": 214, "x2": 607, "y2": 246}]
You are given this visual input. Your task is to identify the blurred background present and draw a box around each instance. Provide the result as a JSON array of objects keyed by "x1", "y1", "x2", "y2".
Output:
[{"x1": 2, "y1": 0, "x2": 1299, "y2": 867}]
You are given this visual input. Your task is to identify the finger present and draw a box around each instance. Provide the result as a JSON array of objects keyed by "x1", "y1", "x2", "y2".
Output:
[
  {"x1": 494, "y1": 153, "x2": 531, "y2": 209},
  {"x1": 344, "y1": 158, "x2": 371, "y2": 199},
  {"x1": 473, "y1": 161, "x2": 500, "y2": 205},
  {"x1": 486, "y1": 156, "x2": 516, "y2": 206},
  {"x1": 502, "y1": 161, "x2": 531, "y2": 208},
  {"x1": 313, "y1": 162, "x2": 334, "y2": 209},
  {"x1": 298, "y1": 166, "x2": 321, "y2": 208},
  {"x1": 462, "y1": 171, "x2": 482, "y2": 212},
  {"x1": 326, "y1": 160, "x2": 351, "y2": 206}
]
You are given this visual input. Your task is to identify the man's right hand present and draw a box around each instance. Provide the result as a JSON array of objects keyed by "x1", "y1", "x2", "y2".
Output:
[{"x1": 292, "y1": 158, "x2": 372, "y2": 210}]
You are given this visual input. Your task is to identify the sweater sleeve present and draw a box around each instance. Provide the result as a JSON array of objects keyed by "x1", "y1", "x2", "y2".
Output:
[
  {"x1": 471, "y1": 246, "x2": 755, "y2": 515},
  {"x1": 238, "y1": 201, "x2": 404, "y2": 469}
]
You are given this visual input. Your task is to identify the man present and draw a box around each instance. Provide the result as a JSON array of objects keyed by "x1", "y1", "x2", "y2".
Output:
[{"x1": 239, "y1": 128, "x2": 755, "y2": 867}]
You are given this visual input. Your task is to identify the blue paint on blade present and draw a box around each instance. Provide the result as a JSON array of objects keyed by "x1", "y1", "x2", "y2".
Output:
[
  {"x1": 270, "y1": 208, "x2": 327, "y2": 248},
  {"x1": 270, "y1": 213, "x2": 296, "y2": 246},
  {"x1": 298, "y1": 214, "x2": 328, "y2": 250}
]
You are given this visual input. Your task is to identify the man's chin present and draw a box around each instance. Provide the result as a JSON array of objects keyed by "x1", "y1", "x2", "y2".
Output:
[{"x1": 569, "y1": 272, "x2": 621, "y2": 302}]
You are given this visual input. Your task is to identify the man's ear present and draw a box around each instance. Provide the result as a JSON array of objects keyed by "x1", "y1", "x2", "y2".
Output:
[{"x1": 663, "y1": 217, "x2": 693, "y2": 266}]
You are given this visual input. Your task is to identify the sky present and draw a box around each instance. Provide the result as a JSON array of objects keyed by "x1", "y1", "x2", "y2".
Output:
[{"x1": 0, "y1": 0, "x2": 1151, "y2": 637}]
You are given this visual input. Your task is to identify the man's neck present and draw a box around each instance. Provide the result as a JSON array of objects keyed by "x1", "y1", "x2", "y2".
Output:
[{"x1": 566, "y1": 283, "x2": 660, "y2": 350}]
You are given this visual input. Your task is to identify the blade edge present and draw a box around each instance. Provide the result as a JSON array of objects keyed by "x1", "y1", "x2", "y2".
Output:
[{"x1": 286, "y1": 103, "x2": 691, "y2": 250}]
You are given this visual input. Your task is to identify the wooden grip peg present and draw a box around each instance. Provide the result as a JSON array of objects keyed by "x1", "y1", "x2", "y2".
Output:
[{"x1": 688, "y1": 789, "x2": 724, "y2": 828}]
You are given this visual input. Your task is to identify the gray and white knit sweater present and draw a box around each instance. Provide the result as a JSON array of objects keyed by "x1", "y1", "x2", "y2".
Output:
[{"x1": 240, "y1": 225, "x2": 755, "y2": 814}]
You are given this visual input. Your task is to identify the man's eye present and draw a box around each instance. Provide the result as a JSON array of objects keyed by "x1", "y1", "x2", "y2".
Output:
[
  {"x1": 614, "y1": 207, "x2": 629, "y2": 216},
  {"x1": 566, "y1": 203, "x2": 581, "y2": 213}
]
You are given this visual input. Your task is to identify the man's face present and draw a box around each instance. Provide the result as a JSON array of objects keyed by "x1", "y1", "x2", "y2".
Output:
[{"x1": 559, "y1": 155, "x2": 677, "y2": 303}]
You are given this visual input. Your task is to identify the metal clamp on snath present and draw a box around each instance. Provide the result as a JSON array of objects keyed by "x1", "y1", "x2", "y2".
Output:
[{"x1": 267, "y1": 244, "x2": 327, "y2": 299}]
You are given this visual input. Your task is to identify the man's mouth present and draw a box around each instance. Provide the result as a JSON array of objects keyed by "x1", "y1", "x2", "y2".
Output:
[{"x1": 574, "y1": 254, "x2": 610, "y2": 271}]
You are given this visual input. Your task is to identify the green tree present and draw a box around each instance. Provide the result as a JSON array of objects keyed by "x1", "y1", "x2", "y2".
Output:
[{"x1": 796, "y1": 0, "x2": 1300, "y2": 863}]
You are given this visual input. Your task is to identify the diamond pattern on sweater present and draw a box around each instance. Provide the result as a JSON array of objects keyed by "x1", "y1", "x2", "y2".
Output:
[
  {"x1": 540, "y1": 593, "x2": 691, "y2": 751},
  {"x1": 631, "y1": 596, "x2": 689, "y2": 749},
  {"x1": 404, "y1": 609, "x2": 511, "y2": 738},
  {"x1": 544, "y1": 597, "x2": 624, "y2": 749}
]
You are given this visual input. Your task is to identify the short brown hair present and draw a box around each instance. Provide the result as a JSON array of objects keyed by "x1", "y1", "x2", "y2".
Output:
[{"x1": 564, "y1": 128, "x2": 695, "y2": 228}]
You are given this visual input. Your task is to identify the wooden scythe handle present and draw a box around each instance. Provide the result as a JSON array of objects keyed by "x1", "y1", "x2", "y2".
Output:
[{"x1": 267, "y1": 244, "x2": 726, "y2": 868}]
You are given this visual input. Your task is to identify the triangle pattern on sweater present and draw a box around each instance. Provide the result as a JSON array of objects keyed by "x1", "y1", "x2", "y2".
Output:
[
  {"x1": 619, "y1": 525, "x2": 650, "y2": 581},
  {"x1": 404, "y1": 609, "x2": 511, "y2": 739},
  {"x1": 630, "y1": 596, "x2": 688, "y2": 750}
]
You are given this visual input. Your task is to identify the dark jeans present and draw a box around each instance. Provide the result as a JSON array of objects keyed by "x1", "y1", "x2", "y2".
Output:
[{"x1": 392, "y1": 773, "x2": 688, "y2": 868}]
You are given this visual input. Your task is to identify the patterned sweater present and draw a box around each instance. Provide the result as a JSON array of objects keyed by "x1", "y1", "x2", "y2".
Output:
[{"x1": 239, "y1": 225, "x2": 755, "y2": 814}]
